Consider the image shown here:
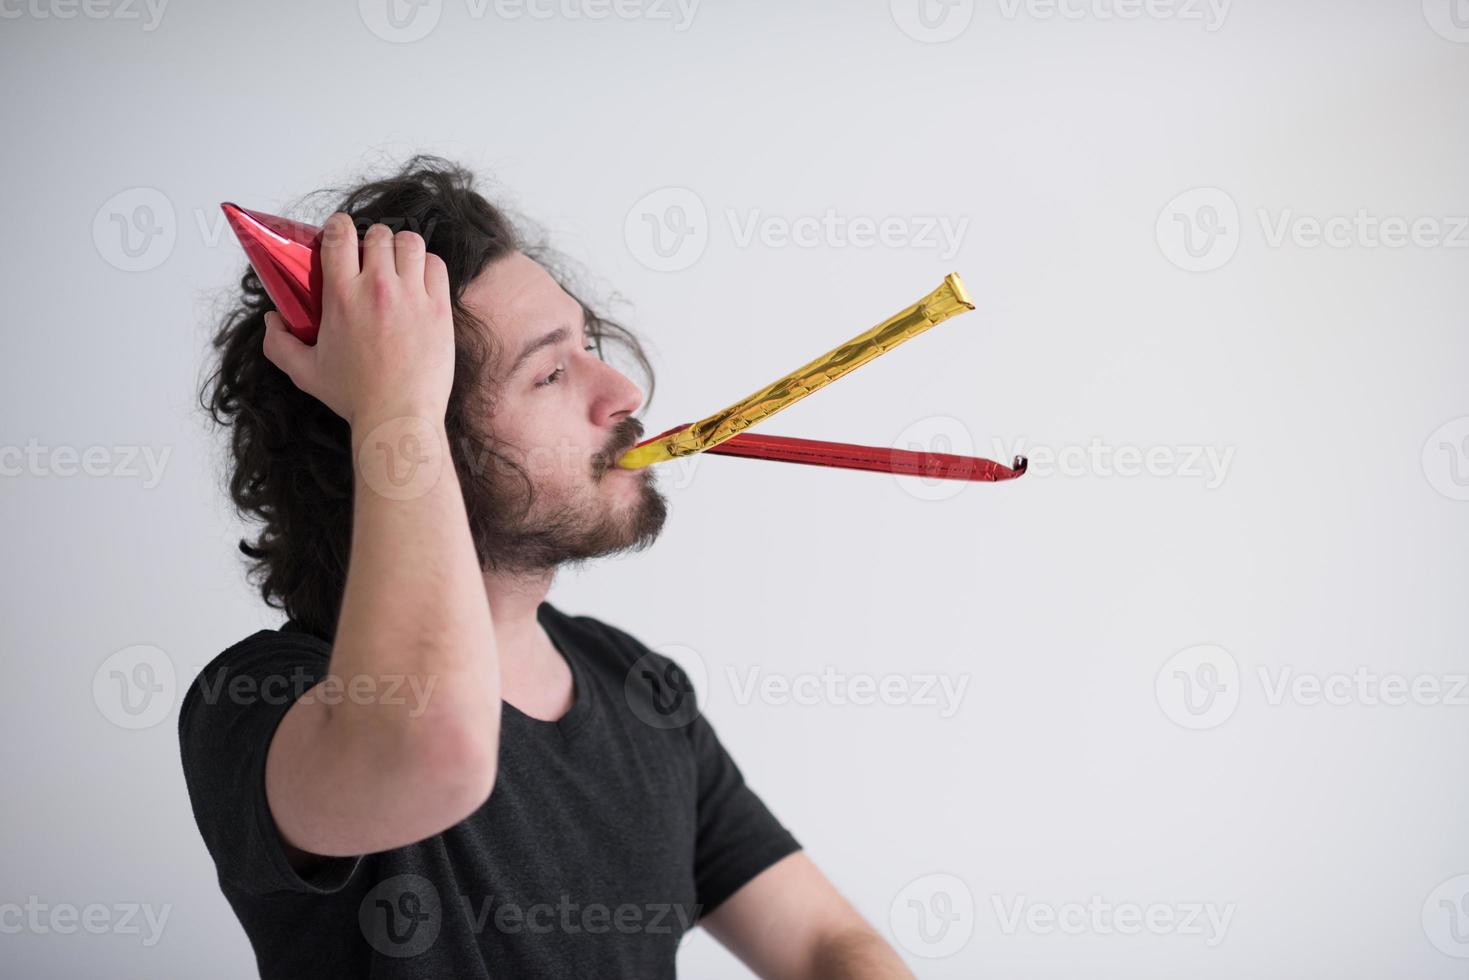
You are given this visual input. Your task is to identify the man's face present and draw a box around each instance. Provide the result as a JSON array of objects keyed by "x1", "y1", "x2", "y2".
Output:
[{"x1": 457, "y1": 251, "x2": 667, "y2": 573}]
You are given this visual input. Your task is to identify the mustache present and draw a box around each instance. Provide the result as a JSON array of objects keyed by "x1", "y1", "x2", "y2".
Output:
[{"x1": 594, "y1": 417, "x2": 646, "y2": 477}]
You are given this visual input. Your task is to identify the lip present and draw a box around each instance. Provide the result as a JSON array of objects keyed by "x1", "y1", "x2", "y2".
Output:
[{"x1": 597, "y1": 453, "x2": 635, "y2": 478}]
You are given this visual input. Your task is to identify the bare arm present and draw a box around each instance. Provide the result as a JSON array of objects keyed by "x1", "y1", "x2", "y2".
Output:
[
  {"x1": 259, "y1": 215, "x2": 500, "y2": 860},
  {"x1": 701, "y1": 853, "x2": 915, "y2": 979}
]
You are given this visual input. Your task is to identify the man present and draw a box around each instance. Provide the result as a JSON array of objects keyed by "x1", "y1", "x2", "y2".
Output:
[{"x1": 181, "y1": 156, "x2": 914, "y2": 978}]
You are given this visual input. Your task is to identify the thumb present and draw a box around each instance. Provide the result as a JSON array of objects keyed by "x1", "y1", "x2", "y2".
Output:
[{"x1": 261, "y1": 311, "x2": 314, "y2": 387}]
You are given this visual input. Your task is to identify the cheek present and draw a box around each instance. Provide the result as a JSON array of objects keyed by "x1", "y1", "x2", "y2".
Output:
[
  {"x1": 494, "y1": 397, "x2": 603, "y2": 484},
  {"x1": 529, "y1": 433, "x2": 598, "y2": 492}
]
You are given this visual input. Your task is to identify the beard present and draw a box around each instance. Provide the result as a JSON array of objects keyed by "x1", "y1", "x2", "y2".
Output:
[{"x1": 457, "y1": 414, "x2": 668, "y2": 575}]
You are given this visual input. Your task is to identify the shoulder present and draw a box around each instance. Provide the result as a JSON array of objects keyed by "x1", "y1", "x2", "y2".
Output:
[
  {"x1": 188, "y1": 621, "x2": 332, "y2": 689},
  {"x1": 177, "y1": 623, "x2": 333, "y2": 744}
]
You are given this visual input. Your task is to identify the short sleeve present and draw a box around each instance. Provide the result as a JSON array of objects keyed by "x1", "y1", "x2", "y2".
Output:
[
  {"x1": 177, "y1": 630, "x2": 363, "y2": 898},
  {"x1": 686, "y1": 709, "x2": 802, "y2": 916}
]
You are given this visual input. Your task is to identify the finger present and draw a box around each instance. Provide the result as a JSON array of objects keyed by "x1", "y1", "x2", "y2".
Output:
[
  {"x1": 360, "y1": 222, "x2": 396, "y2": 279},
  {"x1": 319, "y1": 212, "x2": 360, "y2": 284},
  {"x1": 424, "y1": 251, "x2": 450, "y2": 303},
  {"x1": 261, "y1": 311, "x2": 313, "y2": 386},
  {"x1": 393, "y1": 230, "x2": 426, "y2": 284}
]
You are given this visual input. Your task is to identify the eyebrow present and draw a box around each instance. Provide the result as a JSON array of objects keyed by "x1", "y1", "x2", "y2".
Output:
[{"x1": 507, "y1": 323, "x2": 578, "y2": 380}]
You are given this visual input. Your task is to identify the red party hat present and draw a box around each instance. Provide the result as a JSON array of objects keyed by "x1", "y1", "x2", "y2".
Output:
[{"x1": 220, "y1": 203, "x2": 334, "y2": 345}]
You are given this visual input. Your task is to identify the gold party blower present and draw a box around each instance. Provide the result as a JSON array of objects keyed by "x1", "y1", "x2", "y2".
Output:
[{"x1": 615, "y1": 272, "x2": 1026, "y2": 483}]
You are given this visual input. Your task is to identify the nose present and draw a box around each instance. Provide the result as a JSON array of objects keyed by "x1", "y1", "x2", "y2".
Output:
[{"x1": 590, "y1": 356, "x2": 646, "y2": 427}]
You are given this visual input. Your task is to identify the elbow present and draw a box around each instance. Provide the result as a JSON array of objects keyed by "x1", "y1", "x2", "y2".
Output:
[{"x1": 418, "y1": 717, "x2": 498, "y2": 817}]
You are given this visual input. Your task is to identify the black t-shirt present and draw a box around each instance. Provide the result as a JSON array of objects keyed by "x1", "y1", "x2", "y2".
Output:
[{"x1": 177, "y1": 601, "x2": 800, "y2": 979}]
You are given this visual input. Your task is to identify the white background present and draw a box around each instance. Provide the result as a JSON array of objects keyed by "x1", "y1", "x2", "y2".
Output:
[{"x1": 3, "y1": 0, "x2": 1468, "y2": 976}]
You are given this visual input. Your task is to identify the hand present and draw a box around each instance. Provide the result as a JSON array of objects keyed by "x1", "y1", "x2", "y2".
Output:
[{"x1": 261, "y1": 213, "x2": 455, "y2": 428}]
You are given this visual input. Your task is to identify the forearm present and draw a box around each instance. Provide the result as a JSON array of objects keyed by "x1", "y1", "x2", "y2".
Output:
[
  {"x1": 331, "y1": 408, "x2": 499, "y2": 756},
  {"x1": 703, "y1": 854, "x2": 916, "y2": 980}
]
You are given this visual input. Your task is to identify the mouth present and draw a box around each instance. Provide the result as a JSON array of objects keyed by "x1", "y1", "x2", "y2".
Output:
[
  {"x1": 595, "y1": 420, "x2": 646, "y2": 478},
  {"x1": 595, "y1": 444, "x2": 637, "y2": 479}
]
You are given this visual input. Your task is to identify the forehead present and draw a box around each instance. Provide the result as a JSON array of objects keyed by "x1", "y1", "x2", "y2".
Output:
[{"x1": 461, "y1": 251, "x2": 580, "y2": 343}]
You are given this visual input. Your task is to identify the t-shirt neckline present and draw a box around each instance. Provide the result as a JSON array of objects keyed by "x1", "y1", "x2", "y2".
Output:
[{"x1": 498, "y1": 601, "x2": 594, "y2": 738}]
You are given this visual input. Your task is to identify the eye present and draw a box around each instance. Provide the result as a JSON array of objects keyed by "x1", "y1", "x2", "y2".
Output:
[{"x1": 534, "y1": 344, "x2": 599, "y2": 389}]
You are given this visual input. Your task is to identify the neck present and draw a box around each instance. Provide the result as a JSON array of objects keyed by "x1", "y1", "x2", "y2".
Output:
[{"x1": 482, "y1": 565, "x2": 558, "y2": 667}]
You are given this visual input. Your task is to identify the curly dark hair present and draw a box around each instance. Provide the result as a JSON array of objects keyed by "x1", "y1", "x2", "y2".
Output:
[{"x1": 199, "y1": 155, "x2": 656, "y2": 640}]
